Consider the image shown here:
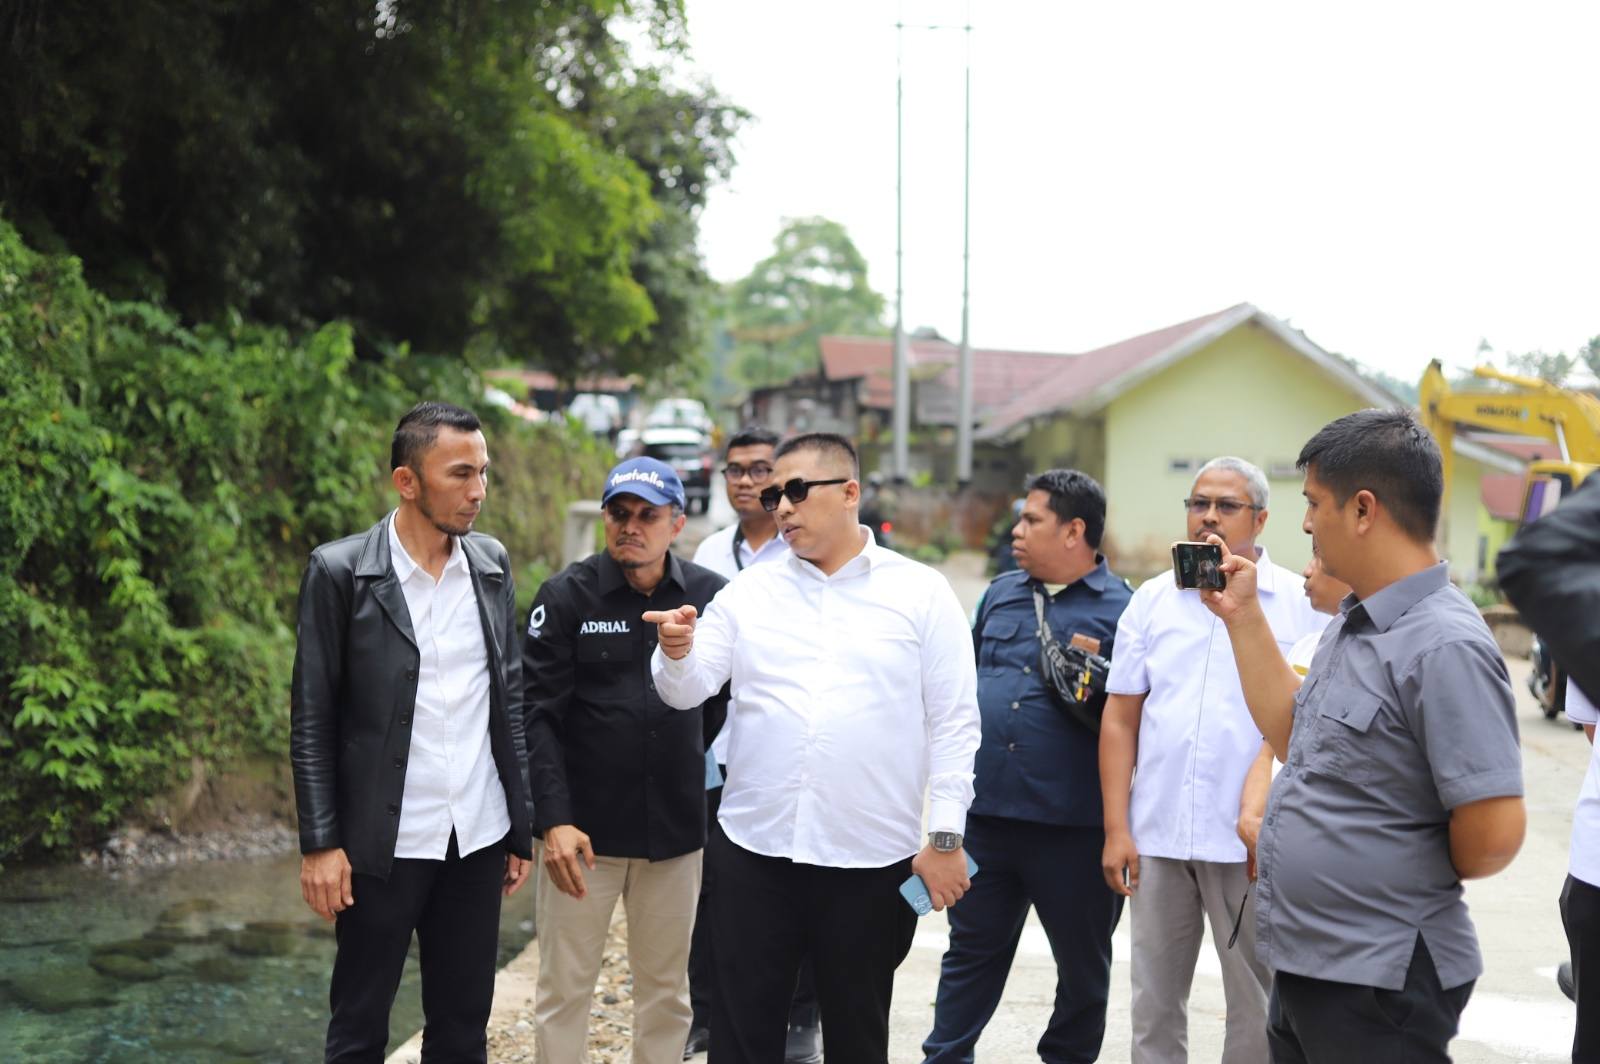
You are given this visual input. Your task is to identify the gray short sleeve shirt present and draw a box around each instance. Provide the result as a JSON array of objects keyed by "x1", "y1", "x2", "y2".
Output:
[{"x1": 1255, "y1": 563, "x2": 1523, "y2": 991}]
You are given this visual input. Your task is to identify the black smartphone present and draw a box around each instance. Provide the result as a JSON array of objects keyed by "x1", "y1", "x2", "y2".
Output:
[{"x1": 1171, "y1": 541, "x2": 1225, "y2": 590}]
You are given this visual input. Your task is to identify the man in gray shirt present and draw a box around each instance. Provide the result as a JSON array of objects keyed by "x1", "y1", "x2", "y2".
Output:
[{"x1": 1200, "y1": 408, "x2": 1525, "y2": 1061}]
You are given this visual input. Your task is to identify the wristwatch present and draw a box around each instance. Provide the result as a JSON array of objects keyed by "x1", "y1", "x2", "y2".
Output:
[{"x1": 929, "y1": 831, "x2": 963, "y2": 852}]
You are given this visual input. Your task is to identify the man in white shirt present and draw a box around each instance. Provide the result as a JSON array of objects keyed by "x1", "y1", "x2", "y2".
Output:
[
  {"x1": 686, "y1": 424, "x2": 821, "y2": 1064},
  {"x1": 291, "y1": 401, "x2": 534, "y2": 1062},
  {"x1": 1098, "y1": 456, "x2": 1325, "y2": 1063},
  {"x1": 646, "y1": 432, "x2": 982, "y2": 1064}
]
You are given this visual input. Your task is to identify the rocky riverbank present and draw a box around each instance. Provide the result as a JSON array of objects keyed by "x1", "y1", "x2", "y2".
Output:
[{"x1": 78, "y1": 814, "x2": 297, "y2": 871}]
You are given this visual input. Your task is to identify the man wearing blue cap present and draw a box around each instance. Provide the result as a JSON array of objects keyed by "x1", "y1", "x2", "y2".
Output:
[{"x1": 524, "y1": 457, "x2": 731, "y2": 1064}]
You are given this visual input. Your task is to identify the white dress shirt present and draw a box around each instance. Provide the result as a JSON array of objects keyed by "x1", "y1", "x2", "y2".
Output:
[
  {"x1": 1566, "y1": 680, "x2": 1600, "y2": 888},
  {"x1": 1105, "y1": 548, "x2": 1326, "y2": 863},
  {"x1": 691, "y1": 521, "x2": 791, "y2": 581},
  {"x1": 691, "y1": 522, "x2": 791, "y2": 764},
  {"x1": 653, "y1": 528, "x2": 981, "y2": 868},
  {"x1": 388, "y1": 514, "x2": 511, "y2": 860}
]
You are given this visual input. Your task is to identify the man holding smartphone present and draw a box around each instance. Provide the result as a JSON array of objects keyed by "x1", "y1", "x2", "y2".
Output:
[
  {"x1": 1098, "y1": 456, "x2": 1324, "y2": 1063},
  {"x1": 1202, "y1": 410, "x2": 1524, "y2": 1060}
]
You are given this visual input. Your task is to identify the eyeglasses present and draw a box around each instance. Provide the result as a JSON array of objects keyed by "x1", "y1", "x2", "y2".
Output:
[
  {"x1": 1183, "y1": 496, "x2": 1261, "y2": 517},
  {"x1": 721, "y1": 462, "x2": 774, "y2": 483},
  {"x1": 758, "y1": 477, "x2": 848, "y2": 512}
]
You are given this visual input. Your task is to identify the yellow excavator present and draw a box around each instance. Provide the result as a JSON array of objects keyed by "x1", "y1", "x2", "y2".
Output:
[{"x1": 1419, "y1": 359, "x2": 1600, "y2": 716}]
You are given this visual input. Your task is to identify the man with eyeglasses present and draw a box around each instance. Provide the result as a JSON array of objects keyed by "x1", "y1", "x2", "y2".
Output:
[
  {"x1": 1099, "y1": 456, "x2": 1325, "y2": 1063},
  {"x1": 686, "y1": 424, "x2": 822, "y2": 1063},
  {"x1": 645, "y1": 432, "x2": 982, "y2": 1064},
  {"x1": 522, "y1": 457, "x2": 731, "y2": 1064}
]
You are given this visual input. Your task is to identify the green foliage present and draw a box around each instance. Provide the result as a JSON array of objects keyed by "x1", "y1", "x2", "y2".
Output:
[
  {"x1": 0, "y1": 0, "x2": 743, "y2": 384},
  {"x1": 725, "y1": 218, "x2": 887, "y2": 389},
  {"x1": 0, "y1": 217, "x2": 608, "y2": 857}
]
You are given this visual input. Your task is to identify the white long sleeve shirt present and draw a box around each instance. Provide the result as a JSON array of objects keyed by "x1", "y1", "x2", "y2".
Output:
[
  {"x1": 652, "y1": 529, "x2": 980, "y2": 868},
  {"x1": 388, "y1": 514, "x2": 511, "y2": 860}
]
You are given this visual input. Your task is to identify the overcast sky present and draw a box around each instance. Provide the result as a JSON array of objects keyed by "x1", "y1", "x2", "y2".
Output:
[{"x1": 680, "y1": 0, "x2": 1600, "y2": 383}]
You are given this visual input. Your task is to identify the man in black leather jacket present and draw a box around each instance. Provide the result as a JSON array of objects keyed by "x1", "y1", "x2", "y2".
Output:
[{"x1": 291, "y1": 401, "x2": 535, "y2": 1063}]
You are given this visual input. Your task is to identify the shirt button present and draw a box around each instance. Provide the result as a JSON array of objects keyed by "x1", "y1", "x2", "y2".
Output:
[
  {"x1": 1007, "y1": 742, "x2": 1017, "y2": 752},
  {"x1": 386, "y1": 804, "x2": 399, "y2": 816},
  {"x1": 1011, "y1": 702, "x2": 1020, "y2": 710},
  {"x1": 399, "y1": 716, "x2": 410, "y2": 726},
  {"x1": 601, "y1": 650, "x2": 609, "y2": 660},
  {"x1": 405, "y1": 669, "x2": 417, "y2": 681},
  {"x1": 1023, "y1": 665, "x2": 1031, "y2": 674},
  {"x1": 650, "y1": 730, "x2": 658, "y2": 739},
  {"x1": 392, "y1": 757, "x2": 403, "y2": 769}
]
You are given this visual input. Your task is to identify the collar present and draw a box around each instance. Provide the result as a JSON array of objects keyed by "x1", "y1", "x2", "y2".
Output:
[
  {"x1": 386, "y1": 510, "x2": 465, "y2": 582},
  {"x1": 1035, "y1": 554, "x2": 1111, "y2": 596},
  {"x1": 1253, "y1": 546, "x2": 1282, "y2": 594},
  {"x1": 1341, "y1": 562, "x2": 1449, "y2": 633},
  {"x1": 787, "y1": 525, "x2": 880, "y2": 581},
  {"x1": 597, "y1": 546, "x2": 684, "y2": 597}
]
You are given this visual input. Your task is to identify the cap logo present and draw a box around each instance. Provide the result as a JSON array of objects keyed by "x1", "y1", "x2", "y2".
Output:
[{"x1": 610, "y1": 468, "x2": 667, "y2": 490}]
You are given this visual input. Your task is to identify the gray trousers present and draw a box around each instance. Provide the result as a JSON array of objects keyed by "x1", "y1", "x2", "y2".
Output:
[{"x1": 1130, "y1": 857, "x2": 1270, "y2": 1064}]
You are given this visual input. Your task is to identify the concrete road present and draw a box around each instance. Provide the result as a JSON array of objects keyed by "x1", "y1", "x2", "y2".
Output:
[{"x1": 896, "y1": 552, "x2": 1587, "y2": 1062}]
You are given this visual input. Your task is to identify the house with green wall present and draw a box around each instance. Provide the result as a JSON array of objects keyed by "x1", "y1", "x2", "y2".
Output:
[{"x1": 977, "y1": 303, "x2": 1522, "y2": 585}]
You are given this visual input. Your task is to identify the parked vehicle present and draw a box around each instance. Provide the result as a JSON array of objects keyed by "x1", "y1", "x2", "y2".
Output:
[
  {"x1": 644, "y1": 396, "x2": 713, "y2": 436},
  {"x1": 567, "y1": 392, "x2": 623, "y2": 437},
  {"x1": 639, "y1": 426, "x2": 713, "y2": 515}
]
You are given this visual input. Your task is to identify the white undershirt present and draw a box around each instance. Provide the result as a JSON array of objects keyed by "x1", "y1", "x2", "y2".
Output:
[
  {"x1": 388, "y1": 513, "x2": 511, "y2": 860},
  {"x1": 1566, "y1": 680, "x2": 1600, "y2": 887},
  {"x1": 655, "y1": 528, "x2": 981, "y2": 868}
]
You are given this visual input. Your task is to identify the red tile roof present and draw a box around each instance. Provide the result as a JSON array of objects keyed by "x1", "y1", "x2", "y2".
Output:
[
  {"x1": 1480, "y1": 473, "x2": 1526, "y2": 522},
  {"x1": 975, "y1": 305, "x2": 1250, "y2": 438},
  {"x1": 817, "y1": 335, "x2": 1072, "y2": 414}
]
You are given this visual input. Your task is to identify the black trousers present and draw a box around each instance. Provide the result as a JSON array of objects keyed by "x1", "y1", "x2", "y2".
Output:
[
  {"x1": 689, "y1": 780, "x2": 819, "y2": 1032},
  {"x1": 326, "y1": 832, "x2": 506, "y2": 1063},
  {"x1": 1267, "y1": 933, "x2": 1473, "y2": 1064},
  {"x1": 921, "y1": 816, "x2": 1122, "y2": 1064},
  {"x1": 1562, "y1": 873, "x2": 1600, "y2": 1062},
  {"x1": 706, "y1": 824, "x2": 918, "y2": 1064}
]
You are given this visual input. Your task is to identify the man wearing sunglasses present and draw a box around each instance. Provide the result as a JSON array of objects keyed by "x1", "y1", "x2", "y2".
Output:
[
  {"x1": 1098, "y1": 456, "x2": 1325, "y2": 1063},
  {"x1": 687, "y1": 424, "x2": 823, "y2": 1064},
  {"x1": 645, "y1": 432, "x2": 982, "y2": 1064},
  {"x1": 522, "y1": 457, "x2": 731, "y2": 1064}
]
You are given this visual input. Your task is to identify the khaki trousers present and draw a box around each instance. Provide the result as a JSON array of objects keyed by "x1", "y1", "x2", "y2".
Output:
[
  {"x1": 1130, "y1": 856, "x2": 1270, "y2": 1064},
  {"x1": 534, "y1": 847, "x2": 702, "y2": 1064}
]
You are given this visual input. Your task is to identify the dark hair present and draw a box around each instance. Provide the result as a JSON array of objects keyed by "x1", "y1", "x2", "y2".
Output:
[
  {"x1": 725, "y1": 424, "x2": 780, "y2": 455},
  {"x1": 1296, "y1": 408, "x2": 1442, "y2": 542},
  {"x1": 1025, "y1": 468, "x2": 1107, "y2": 548},
  {"x1": 391, "y1": 401, "x2": 481, "y2": 471},
  {"x1": 773, "y1": 432, "x2": 859, "y2": 479}
]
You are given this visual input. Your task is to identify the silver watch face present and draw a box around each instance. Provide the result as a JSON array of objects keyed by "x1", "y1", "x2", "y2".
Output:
[{"x1": 931, "y1": 831, "x2": 962, "y2": 851}]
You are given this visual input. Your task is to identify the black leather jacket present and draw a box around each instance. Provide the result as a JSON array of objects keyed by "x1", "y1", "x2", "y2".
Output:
[
  {"x1": 1498, "y1": 473, "x2": 1600, "y2": 702},
  {"x1": 290, "y1": 517, "x2": 535, "y2": 877}
]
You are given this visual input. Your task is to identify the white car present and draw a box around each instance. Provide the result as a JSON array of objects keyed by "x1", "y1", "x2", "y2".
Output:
[{"x1": 567, "y1": 392, "x2": 622, "y2": 436}]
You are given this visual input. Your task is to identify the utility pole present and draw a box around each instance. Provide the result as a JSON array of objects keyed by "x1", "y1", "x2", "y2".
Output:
[
  {"x1": 954, "y1": 5, "x2": 974, "y2": 487},
  {"x1": 894, "y1": 5, "x2": 975, "y2": 486},
  {"x1": 892, "y1": 11, "x2": 910, "y2": 483}
]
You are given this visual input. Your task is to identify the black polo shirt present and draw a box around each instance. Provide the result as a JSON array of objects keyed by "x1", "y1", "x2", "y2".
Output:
[{"x1": 523, "y1": 549, "x2": 728, "y2": 860}]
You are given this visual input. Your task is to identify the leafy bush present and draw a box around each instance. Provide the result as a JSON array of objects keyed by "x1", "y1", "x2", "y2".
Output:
[{"x1": 0, "y1": 217, "x2": 608, "y2": 857}]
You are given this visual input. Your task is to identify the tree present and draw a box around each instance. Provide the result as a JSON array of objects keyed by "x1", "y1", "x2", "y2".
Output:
[
  {"x1": 0, "y1": 0, "x2": 742, "y2": 379},
  {"x1": 724, "y1": 217, "x2": 886, "y2": 388}
]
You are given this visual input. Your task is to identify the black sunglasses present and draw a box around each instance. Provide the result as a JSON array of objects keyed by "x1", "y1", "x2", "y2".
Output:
[{"x1": 758, "y1": 477, "x2": 848, "y2": 512}]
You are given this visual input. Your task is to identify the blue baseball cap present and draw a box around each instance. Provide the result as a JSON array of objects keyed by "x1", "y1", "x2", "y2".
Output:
[{"x1": 601, "y1": 457, "x2": 686, "y2": 509}]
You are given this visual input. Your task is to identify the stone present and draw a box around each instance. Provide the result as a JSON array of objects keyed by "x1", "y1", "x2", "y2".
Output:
[
  {"x1": 218, "y1": 927, "x2": 296, "y2": 957},
  {"x1": 5, "y1": 967, "x2": 117, "y2": 1011},
  {"x1": 158, "y1": 897, "x2": 220, "y2": 921},
  {"x1": 95, "y1": 937, "x2": 175, "y2": 960},
  {"x1": 89, "y1": 951, "x2": 165, "y2": 982},
  {"x1": 188, "y1": 955, "x2": 252, "y2": 984}
]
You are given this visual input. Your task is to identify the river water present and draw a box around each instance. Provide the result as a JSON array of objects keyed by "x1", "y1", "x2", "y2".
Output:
[{"x1": 0, "y1": 851, "x2": 536, "y2": 1062}]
